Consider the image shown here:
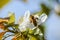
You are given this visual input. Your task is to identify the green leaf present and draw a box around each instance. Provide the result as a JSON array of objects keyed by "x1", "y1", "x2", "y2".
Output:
[
  {"x1": 33, "y1": 3, "x2": 51, "y2": 16},
  {"x1": 38, "y1": 25, "x2": 45, "y2": 40},
  {"x1": 41, "y1": 3, "x2": 51, "y2": 15},
  {"x1": 13, "y1": 24, "x2": 19, "y2": 29},
  {"x1": 8, "y1": 13, "x2": 15, "y2": 24},
  {"x1": 28, "y1": 35, "x2": 40, "y2": 40},
  {"x1": 38, "y1": 25, "x2": 45, "y2": 34},
  {"x1": 29, "y1": 29, "x2": 35, "y2": 34}
]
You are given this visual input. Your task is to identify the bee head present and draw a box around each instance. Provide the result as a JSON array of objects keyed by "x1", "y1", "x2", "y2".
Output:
[{"x1": 29, "y1": 15, "x2": 37, "y2": 26}]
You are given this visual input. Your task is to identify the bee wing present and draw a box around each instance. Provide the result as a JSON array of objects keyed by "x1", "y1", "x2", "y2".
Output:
[
  {"x1": 24, "y1": 10, "x2": 30, "y2": 20},
  {"x1": 39, "y1": 13, "x2": 47, "y2": 23}
]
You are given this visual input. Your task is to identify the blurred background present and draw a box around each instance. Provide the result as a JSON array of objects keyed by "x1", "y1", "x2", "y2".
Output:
[{"x1": 0, "y1": 0, "x2": 60, "y2": 40}]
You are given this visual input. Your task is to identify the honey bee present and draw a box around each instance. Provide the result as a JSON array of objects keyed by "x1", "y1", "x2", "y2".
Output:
[{"x1": 29, "y1": 15, "x2": 37, "y2": 26}]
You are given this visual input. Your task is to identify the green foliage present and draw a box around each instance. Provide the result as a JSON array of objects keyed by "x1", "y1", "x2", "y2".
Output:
[
  {"x1": 33, "y1": 3, "x2": 51, "y2": 16},
  {"x1": 8, "y1": 13, "x2": 15, "y2": 24},
  {"x1": 41, "y1": 3, "x2": 51, "y2": 15},
  {"x1": 0, "y1": 0, "x2": 10, "y2": 8}
]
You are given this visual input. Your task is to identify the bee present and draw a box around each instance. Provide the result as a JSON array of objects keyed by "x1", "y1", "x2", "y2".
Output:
[
  {"x1": 29, "y1": 15, "x2": 37, "y2": 26},
  {"x1": 29, "y1": 12, "x2": 47, "y2": 30}
]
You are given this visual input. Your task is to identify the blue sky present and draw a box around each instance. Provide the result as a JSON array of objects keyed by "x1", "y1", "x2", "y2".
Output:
[{"x1": 0, "y1": 0, "x2": 60, "y2": 40}]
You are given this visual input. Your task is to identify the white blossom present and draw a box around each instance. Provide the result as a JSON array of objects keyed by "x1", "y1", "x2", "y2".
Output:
[
  {"x1": 19, "y1": 10, "x2": 35, "y2": 32},
  {"x1": 19, "y1": 10, "x2": 47, "y2": 32}
]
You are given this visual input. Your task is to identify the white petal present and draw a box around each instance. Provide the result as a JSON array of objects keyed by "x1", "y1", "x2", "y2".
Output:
[
  {"x1": 39, "y1": 33, "x2": 43, "y2": 36},
  {"x1": 19, "y1": 22, "x2": 27, "y2": 32},
  {"x1": 24, "y1": 10, "x2": 30, "y2": 20},
  {"x1": 40, "y1": 13, "x2": 47, "y2": 23},
  {"x1": 19, "y1": 25, "x2": 26, "y2": 32}
]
